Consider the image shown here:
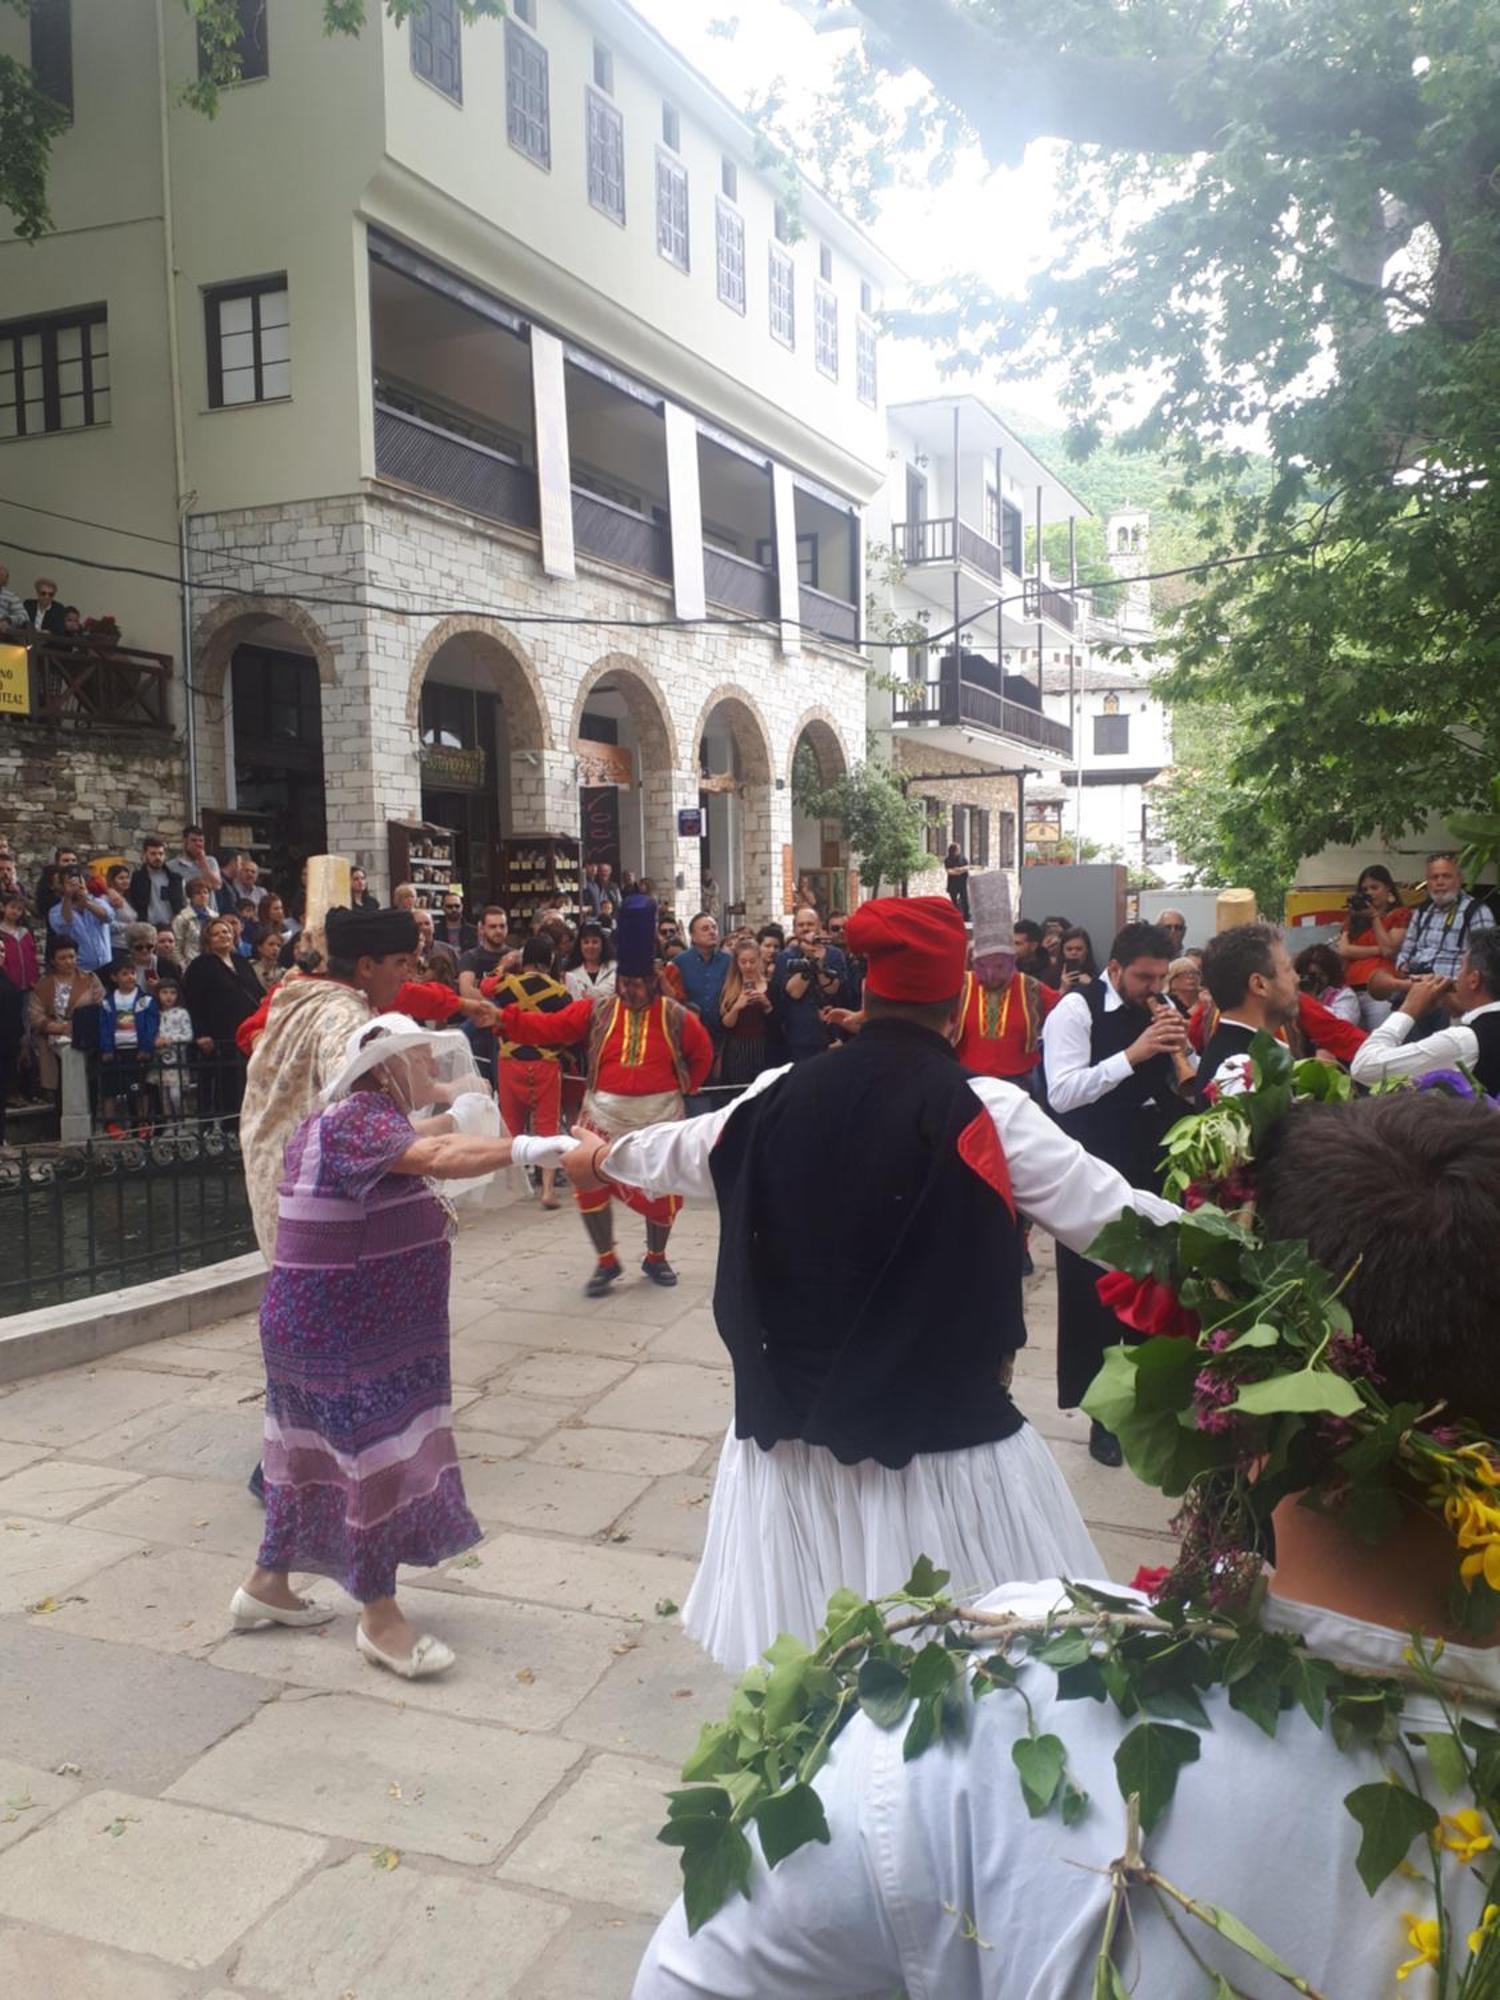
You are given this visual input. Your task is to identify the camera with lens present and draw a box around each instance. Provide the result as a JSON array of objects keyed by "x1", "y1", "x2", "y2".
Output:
[
  {"x1": 1405, "y1": 960, "x2": 1435, "y2": 978},
  {"x1": 1346, "y1": 890, "x2": 1372, "y2": 916}
]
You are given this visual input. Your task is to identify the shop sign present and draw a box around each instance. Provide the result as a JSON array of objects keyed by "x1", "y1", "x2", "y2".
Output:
[
  {"x1": 0, "y1": 644, "x2": 30, "y2": 716},
  {"x1": 575, "y1": 741, "x2": 635, "y2": 789},
  {"x1": 676, "y1": 808, "x2": 703, "y2": 839},
  {"x1": 420, "y1": 742, "x2": 487, "y2": 790}
]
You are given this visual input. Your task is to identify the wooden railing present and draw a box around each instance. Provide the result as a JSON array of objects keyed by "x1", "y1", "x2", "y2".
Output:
[
  {"x1": 1022, "y1": 576, "x2": 1078, "y2": 633},
  {"x1": 894, "y1": 659, "x2": 1072, "y2": 758},
  {"x1": 800, "y1": 583, "x2": 858, "y2": 648},
  {"x1": 571, "y1": 487, "x2": 672, "y2": 582},
  {"x1": 704, "y1": 545, "x2": 777, "y2": 621},
  {"x1": 17, "y1": 639, "x2": 172, "y2": 730},
  {"x1": 374, "y1": 401, "x2": 539, "y2": 530}
]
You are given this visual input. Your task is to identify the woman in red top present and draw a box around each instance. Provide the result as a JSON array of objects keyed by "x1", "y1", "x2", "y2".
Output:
[{"x1": 1332, "y1": 866, "x2": 1409, "y2": 1027}]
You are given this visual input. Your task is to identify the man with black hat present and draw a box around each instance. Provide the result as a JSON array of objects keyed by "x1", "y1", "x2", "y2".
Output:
[
  {"x1": 494, "y1": 895, "x2": 714, "y2": 1297},
  {"x1": 562, "y1": 895, "x2": 1177, "y2": 1671},
  {"x1": 1042, "y1": 919, "x2": 1192, "y2": 1465}
]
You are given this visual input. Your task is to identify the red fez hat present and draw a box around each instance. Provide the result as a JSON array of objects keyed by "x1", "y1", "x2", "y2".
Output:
[{"x1": 845, "y1": 895, "x2": 968, "y2": 1004}]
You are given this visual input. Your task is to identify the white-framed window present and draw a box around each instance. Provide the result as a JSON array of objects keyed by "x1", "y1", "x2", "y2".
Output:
[
  {"x1": 856, "y1": 316, "x2": 877, "y2": 406},
  {"x1": 586, "y1": 87, "x2": 625, "y2": 223},
  {"x1": 656, "y1": 152, "x2": 689, "y2": 271},
  {"x1": 715, "y1": 199, "x2": 745, "y2": 313},
  {"x1": 410, "y1": 0, "x2": 462, "y2": 102},
  {"x1": 0, "y1": 304, "x2": 108, "y2": 438},
  {"x1": 815, "y1": 284, "x2": 839, "y2": 379},
  {"x1": 205, "y1": 277, "x2": 289, "y2": 407},
  {"x1": 769, "y1": 244, "x2": 795, "y2": 347},
  {"x1": 505, "y1": 17, "x2": 550, "y2": 168}
]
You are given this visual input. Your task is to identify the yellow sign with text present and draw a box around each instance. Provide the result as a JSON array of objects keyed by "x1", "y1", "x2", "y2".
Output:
[{"x1": 0, "y1": 645, "x2": 29, "y2": 716}]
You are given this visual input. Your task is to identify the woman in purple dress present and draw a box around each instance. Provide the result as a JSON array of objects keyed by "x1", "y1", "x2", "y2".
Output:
[{"x1": 231, "y1": 1016, "x2": 575, "y2": 1680}]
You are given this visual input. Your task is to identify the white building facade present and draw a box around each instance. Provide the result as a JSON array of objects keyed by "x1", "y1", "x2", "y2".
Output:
[{"x1": 0, "y1": 0, "x2": 895, "y2": 922}]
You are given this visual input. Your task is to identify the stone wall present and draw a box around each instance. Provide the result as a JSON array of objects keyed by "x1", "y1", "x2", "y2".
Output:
[
  {"x1": 893, "y1": 738, "x2": 1022, "y2": 914},
  {"x1": 187, "y1": 488, "x2": 869, "y2": 924},
  {"x1": 0, "y1": 717, "x2": 188, "y2": 882}
]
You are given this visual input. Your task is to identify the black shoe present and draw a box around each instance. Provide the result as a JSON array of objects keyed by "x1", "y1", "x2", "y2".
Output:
[
  {"x1": 1088, "y1": 1421, "x2": 1124, "y2": 1468},
  {"x1": 248, "y1": 1460, "x2": 266, "y2": 1504},
  {"x1": 641, "y1": 1257, "x2": 678, "y2": 1287},
  {"x1": 585, "y1": 1260, "x2": 622, "y2": 1298}
]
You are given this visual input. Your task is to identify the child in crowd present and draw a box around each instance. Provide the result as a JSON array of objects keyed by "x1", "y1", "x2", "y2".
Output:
[
  {"x1": 153, "y1": 976, "x2": 194, "y2": 1126},
  {"x1": 98, "y1": 956, "x2": 159, "y2": 1136},
  {"x1": 172, "y1": 875, "x2": 214, "y2": 966}
]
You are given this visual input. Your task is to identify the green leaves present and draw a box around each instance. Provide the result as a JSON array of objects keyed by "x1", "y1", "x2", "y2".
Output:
[
  {"x1": 1421, "y1": 1730, "x2": 1468, "y2": 1798},
  {"x1": 1343, "y1": 1781, "x2": 1439, "y2": 1895},
  {"x1": 857, "y1": 1657, "x2": 912, "y2": 1730},
  {"x1": 1012, "y1": 1733, "x2": 1066, "y2": 1816},
  {"x1": 659, "y1": 1789, "x2": 756, "y2": 1936},
  {"x1": 753, "y1": 1784, "x2": 830, "y2": 1869},
  {"x1": 1229, "y1": 1370, "x2": 1364, "y2": 1419},
  {"x1": 1114, "y1": 1721, "x2": 1201, "y2": 1833}
]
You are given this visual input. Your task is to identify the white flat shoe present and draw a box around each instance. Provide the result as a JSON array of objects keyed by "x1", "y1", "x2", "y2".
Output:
[
  {"x1": 230, "y1": 1586, "x2": 336, "y2": 1630},
  {"x1": 356, "y1": 1625, "x2": 456, "y2": 1680}
]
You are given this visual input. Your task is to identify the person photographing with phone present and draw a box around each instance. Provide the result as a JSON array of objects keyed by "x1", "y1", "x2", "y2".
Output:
[
  {"x1": 770, "y1": 905, "x2": 850, "y2": 1062},
  {"x1": 1043, "y1": 920, "x2": 1193, "y2": 1464}
]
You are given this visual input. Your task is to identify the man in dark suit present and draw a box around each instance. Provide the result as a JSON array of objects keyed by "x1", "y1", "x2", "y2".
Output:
[
  {"x1": 1196, "y1": 924, "x2": 1300, "y2": 1107},
  {"x1": 23, "y1": 578, "x2": 68, "y2": 635}
]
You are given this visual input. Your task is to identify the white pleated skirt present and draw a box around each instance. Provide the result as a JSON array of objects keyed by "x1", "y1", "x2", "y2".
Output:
[{"x1": 682, "y1": 1424, "x2": 1102, "y2": 1673}]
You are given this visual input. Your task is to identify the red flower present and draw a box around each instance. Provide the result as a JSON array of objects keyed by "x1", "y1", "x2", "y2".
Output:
[
  {"x1": 1095, "y1": 1270, "x2": 1200, "y2": 1341},
  {"x1": 1130, "y1": 1565, "x2": 1172, "y2": 1597}
]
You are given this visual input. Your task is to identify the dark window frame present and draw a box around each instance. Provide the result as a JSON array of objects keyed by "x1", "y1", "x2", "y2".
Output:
[
  {"x1": 1093, "y1": 711, "x2": 1130, "y2": 755},
  {"x1": 410, "y1": 0, "x2": 462, "y2": 103},
  {"x1": 505, "y1": 17, "x2": 551, "y2": 169},
  {"x1": 31, "y1": 0, "x2": 73, "y2": 119},
  {"x1": 586, "y1": 86, "x2": 625, "y2": 223},
  {"x1": 0, "y1": 303, "x2": 109, "y2": 439},
  {"x1": 197, "y1": 0, "x2": 268, "y2": 83},
  {"x1": 999, "y1": 811, "x2": 1017, "y2": 869},
  {"x1": 204, "y1": 275, "x2": 290, "y2": 410}
]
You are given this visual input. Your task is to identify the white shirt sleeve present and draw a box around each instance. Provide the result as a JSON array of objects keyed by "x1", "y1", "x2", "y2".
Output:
[
  {"x1": 1349, "y1": 1010, "x2": 1478, "y2": 1087},
  {"x1": 601, "y1": 1064, "x2": 793, "y2": 1200},
  {"x1": 967, "y1": 1075, "x2": 1178, "y2": 1252},
  {"x1": 1042, "y1": 988, "x2": 1135, "y2": 1113}
]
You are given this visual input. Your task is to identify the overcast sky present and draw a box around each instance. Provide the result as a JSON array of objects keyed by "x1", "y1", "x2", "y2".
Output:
[{"x1": 630, "y1": 0, "x2": 1070, "y2": 422}]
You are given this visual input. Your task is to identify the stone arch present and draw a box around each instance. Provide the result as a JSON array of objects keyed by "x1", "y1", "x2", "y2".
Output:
[
  {"x1": 786, "y1": 706, "x2": 853, "y2": 790},
  {"x1": 693, "y1": 685, "x2": 778, "y2": 923},
  {"x1": 189, "y1": 596, "x2": 340, "y2": 831},
  {"x1": 405, "y1": 616, "x2": 551, "y2": 749},
  {"x1": 691, "y1": 683, "x2": 775, "y2": 786},
  {"x1": 570, "y1": 652, "x2": 680, "y2": 772}
]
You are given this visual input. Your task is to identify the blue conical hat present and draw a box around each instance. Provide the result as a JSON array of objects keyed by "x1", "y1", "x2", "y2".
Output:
[{"x1": 615, "y1": 894, "x2": 658, "y2": 980}]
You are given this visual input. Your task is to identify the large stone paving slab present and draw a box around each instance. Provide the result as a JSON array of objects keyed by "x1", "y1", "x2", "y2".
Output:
[
  {"x1": 529, "y1": 1423, "x2": 705, "y2": 1477},
  {"x1": 213, "y1": 1591, "x2": 627, "y2": 1731},
  {"x1": 0, "y1": 1516, "x2": 143, "y2": 1614},
  {"x1": 586, "y1": 1362, "x2": 732, "y2": 1439},
  {"x1": 0, "y1": 1790, "x2": 324, "y2": 1969},
  {"x1": 427, "y1": 1528, "x2": 697, "y2": 1622},
  {"x1": 499, "y1": 1751, "x2": 683, "y2": 1914},
  {"x1": 167, "y1": 1692, "x2": 584, "y2": 1863},
  {"x1": 524, "y1": 1909, "x2": 661, "y2": 2000},
  {"x1": 0, "y1": 1440, "x2": 49, "y2": 1481},
  {"x1": 611, "y1": 1472, "x2": 715, "y2": 1558},
  {"x1": 43, "y1": 1544, "x2": 282, "y2": 1659},
  {"x1": 562, "y1": 1618, "x2": 733, "y2": 1768},
  {"x1": 458, "y1": 1390, "x2": 580, "y2": 1441},
  {"x1": 0, "y1": 1924, "x2": 195, "y2": 2000},
  {"x1": 464, "y1": 1305, "x2": 665, "y2": 1362},
  {"x1": 0, "y1": 1621, "x2": 272, "y2": 1791},
  {"x1": 115, "y1": 1406, "x2": 264, "y2": 1484},
  {"x1": 69, "y1": 1473, "x2": 266, "y2": 1559},
  {"x1": 0, "y1": 1754, "x2": 83, "y2": 1855},
  {"x1": 0, "y1": 1456, "x2": 142, "y2": 1521},
  {"x1": 0, "y1": 1368, "x2": 183, "y2": 1449},
  {"x1": 501, "y1": 1350, "x2": 636, "y2": 1401},
  {"x1": 457, "y1": 1457, "x2": 652, "y2": 1536},
  {"x1": 233, "y1": 1851, "x2": 568, "y2": 1999}
]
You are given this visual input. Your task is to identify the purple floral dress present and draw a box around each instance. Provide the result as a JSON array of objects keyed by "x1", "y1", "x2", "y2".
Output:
[{"x1": 256, "y1": 1091, "x2": 481, "y2": 1600}]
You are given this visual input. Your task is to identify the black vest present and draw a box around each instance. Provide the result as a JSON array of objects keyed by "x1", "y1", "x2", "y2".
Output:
[
  {"x1": 1053, "y1": 979, "x2": 1176, "y2": 1187},
  {"x1": 1471, "y1": 1012, "x2": 1500, "y2": 1093},
  {"x1": 708, "y1": 1019, "x2": 1025, "y2": 1468},
  {"x1": 1196, "y1": 1018, "x2": 1259, "y2": 1109}
]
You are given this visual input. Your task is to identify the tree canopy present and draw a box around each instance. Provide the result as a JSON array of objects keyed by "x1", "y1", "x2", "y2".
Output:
[{"x1": 808, "y1": 0, "x2": 1500, "y2": 888}]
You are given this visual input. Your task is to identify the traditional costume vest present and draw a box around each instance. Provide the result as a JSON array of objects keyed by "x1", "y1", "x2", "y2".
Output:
[
  {"x1": 586, "y1": 994, "x2": 693, "y2": 1096},
  {"x1": 1052, "y1": 978, "x2": 1175, "y2": 1184},
  {"x1": 1195, "y1": 1017, "x2": 1259, "y2": 1108},
  {"x1": 708, "y1": 1019, "x2": 1025, "y2": 1468},
  {"x1": 1471, "y1": 1012, "x2": 1500, "y2": 1093}
]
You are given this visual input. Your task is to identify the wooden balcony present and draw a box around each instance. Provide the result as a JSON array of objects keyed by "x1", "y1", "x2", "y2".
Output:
[
  {"x1": 704, "y1": 545, "x2": 777, "y2": 621},
  {"x1": 896, "y1": 657, "x2": 1072, "y2": 758},
  {"x1": 8, "y1": 638, "x2": 172, "y2": 731},
  {"x1": 374, "y1": 401, "x2": 539, "y2": 530},
  {"x1": 893, "y1": 514, "x2": 1075, "y2": 631}
]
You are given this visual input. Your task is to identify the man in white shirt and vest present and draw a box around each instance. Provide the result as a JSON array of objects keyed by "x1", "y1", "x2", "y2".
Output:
[
  {"x1": 1352, "y1": 926, "x2": 1500, "y2": 1092},
  {"x1": 1043, "y1": 919, "x2": 1193, "y2": 1465},
  {"x1": 565, "y1": 896, "x2": 1178, "y2": 1672},
  {"x1": 633, "y1": 1088, "x2": 1500, "y2": 2000}
]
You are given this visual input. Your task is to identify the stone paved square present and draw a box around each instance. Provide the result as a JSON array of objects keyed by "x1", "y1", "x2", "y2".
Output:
[{"x1": 0, "y1": 1202, "x2": 1168, "y2": 1992}]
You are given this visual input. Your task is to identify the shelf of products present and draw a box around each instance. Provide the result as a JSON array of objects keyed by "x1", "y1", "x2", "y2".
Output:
[
  {"x1": 203, "y1": 808, "x2": 276, "y2": 873},
  {"x1": 388, "y1": 818, "x2": 458, "y2": 911},
  {"x1": 498, "y1": 833, "x2": 582, "y2": 929}
]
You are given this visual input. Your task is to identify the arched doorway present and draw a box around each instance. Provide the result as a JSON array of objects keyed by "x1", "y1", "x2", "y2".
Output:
[
  {"x1": 408, "y1": 622, "x2": 549, "y2": 910},
  {"x1": 790, "y1": 714, "x2": 851, "y2": 922},
  {"x1": 571, "y1": 657, "x2": 678, "y2": 894},
  {"x1": 193, "y1": 598, "x2": 336, "y2": 894},
  {"x1": 696, "y1": 690, "x2": 775, "y2": 925}
]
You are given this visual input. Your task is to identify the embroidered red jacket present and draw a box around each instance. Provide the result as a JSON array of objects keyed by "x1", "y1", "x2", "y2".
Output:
[
  {"x1": 954, "y1": 970, "x2": 1059, "y2": 1079},
  {"x1": 496, "y1": 992, "x2": 714, "y2": 1096}
]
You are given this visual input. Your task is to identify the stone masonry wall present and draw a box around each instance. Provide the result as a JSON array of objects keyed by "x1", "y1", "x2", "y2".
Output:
[
  {"x1": 893, "y1": 739, "x2": 1022, "y2": 916},
  {"x1": 188, "y1": 488, "x2": 869, "y2": 924},
  {"x1": 1, "y1": 718, "x2": 188, "y2": 884}
]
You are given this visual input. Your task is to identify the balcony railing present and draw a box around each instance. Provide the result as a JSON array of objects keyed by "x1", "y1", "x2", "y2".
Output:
[
  {"x1": 704, "y1": 545, "x2": 777, "y2": 622},
  {"x1": 571, "y1": 487, "x2": 672, "y2": 582},
  {"x1": 1022, "y1": 576, "x2": 1078, "y2": 633},
  {"x1": 800, "y1": 583, "x2": 858, "y2": 649},
  {"x1": 374, "y1": 400, "x2": 539, "y2": 530},
  {"x1": 893, "y1": 515, "x2": 1078, "y2": 633},
  {"x1": 895, "y1": 658, "x2": 1072, "y2": 758},
  {"x1": 8, "y1": 639, "x2": 173, "y2": 731}
]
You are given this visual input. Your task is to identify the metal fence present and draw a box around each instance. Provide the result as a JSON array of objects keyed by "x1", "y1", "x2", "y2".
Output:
[{"x1": 2, "y1": 1053, "x2": 256, "y2": 1317}]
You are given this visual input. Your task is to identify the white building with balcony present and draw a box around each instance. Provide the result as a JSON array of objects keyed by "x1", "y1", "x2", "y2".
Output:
[
  {"x1": 868, "y1": 395, "x2": 1088, "y2": 906},
  {"x1": 0, "y1": 0, "x2": 896, "y2": 923}
]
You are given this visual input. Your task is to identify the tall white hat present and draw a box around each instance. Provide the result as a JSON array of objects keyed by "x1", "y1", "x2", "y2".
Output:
[{"x1": 969, "y1": 870, "x2": 1015, "y2": 958}]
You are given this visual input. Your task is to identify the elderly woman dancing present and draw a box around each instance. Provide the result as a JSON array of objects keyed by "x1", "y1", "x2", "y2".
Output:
[{"x1": 231, "y1": 1014, "x2": 573, "y2": 1679}]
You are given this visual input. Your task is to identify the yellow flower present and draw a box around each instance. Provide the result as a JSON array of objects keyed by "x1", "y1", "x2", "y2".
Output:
[
  {"x1": 1469, "y1": 1903, "x2": 1500, "y2": 1956},
  {"x1": 1397, "y1": 1914, "x2": 1442, "y2": 1981},
  {"x1": 1457, "y1": 1447, "x2": 1500, "y2": 1487},
  {"x1": 1460, "y1": 1543, "x2": 1500, "y2": 1593},
  {"x1": 1444, "y1": 1493, "x2": 1500, "y2": 1548},
  {"x1": 1439, "y1": 1809, "x2": 1493, "y2": 1865}
]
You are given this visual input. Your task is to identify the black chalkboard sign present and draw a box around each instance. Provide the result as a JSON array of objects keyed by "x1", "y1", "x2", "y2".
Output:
[{"x1": 581, "y1": 786, "x2": 621, "y2": 869}]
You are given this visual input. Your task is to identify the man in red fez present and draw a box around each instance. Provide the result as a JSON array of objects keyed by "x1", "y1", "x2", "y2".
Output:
[{"x1": 563, "y1": 894, "x2": 1177, "y2": 1671}]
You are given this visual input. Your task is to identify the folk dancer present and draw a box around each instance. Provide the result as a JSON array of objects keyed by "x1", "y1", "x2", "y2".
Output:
[
  {"x1": 496, "y1": 895, "x2": 714, "y2": 1298},
  {"x1": 563, "y1": 896, "x2": 1177, "y2": 1671},
  {"x1": 1042, "y1": 919, "x2": 1192, "y2": 1466}
]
